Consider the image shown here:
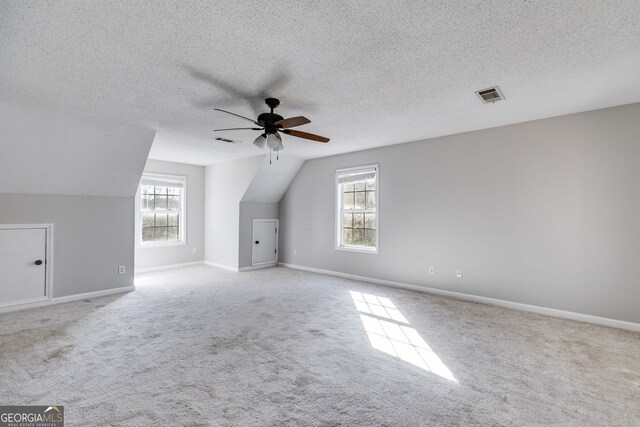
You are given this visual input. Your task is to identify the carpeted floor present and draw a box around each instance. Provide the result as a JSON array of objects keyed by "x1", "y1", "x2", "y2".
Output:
[{"x1": 1, "y1": 265, "x2": 638, "y2": 426}]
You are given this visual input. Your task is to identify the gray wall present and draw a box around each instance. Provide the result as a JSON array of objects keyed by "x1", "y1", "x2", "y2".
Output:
[
  {"x1": 239, "y1": 202, "x2": 279, "y2": 268},
  {"x1": 135, "y1": 159, "x2": 205, "y2": 271},
  {"x1": 0, "y1": 193, "x2": 134, "y2": 298},
  {"x1": 279, "y1": 103, "x2": 640, "y2": 324},
  {"x1": 204, "y1": 156, "x2": 264, "y2": 268}
]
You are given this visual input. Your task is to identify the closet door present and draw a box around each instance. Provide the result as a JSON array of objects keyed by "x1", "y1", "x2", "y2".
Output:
[
  {"x1": 0, "y1": 228, "x2": 47, "y2": 305},
  {"x1": 252, "y1": 220, "x2": 278, "y2": 266}
]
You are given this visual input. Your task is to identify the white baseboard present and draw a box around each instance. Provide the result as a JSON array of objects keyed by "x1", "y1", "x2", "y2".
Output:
[
  {"x1": 202, "y1": 261, "x2": 276, "y2": 272},
  {"x1": 204, "y1": 261, "x2": 239, "y2": 272},
  {"x1": 0, "y1": 286, "x2": 135, "y2": 314},
  {"x1": 239, "y1": 262, "x2": 278, "y2": 272},
  {"x1": 0, "y1": 296, "x2": 49, "y2": 310},
  {"x1": 135, "y1": 261, "x2": 204, "y2": 274},
  {"x1": 278, "y1": 262, "x2": 640, "y2": 332}
]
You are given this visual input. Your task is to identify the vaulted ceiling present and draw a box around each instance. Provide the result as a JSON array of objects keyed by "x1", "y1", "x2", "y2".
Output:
[{"x1": 2, "y1": 1, "x2": 640, "y2": 166}]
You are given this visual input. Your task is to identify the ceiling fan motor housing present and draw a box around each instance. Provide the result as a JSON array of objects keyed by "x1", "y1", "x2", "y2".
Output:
[
  {"x1": 259, "y1": 97, "x2": 283, "y2": 134},
  {"x1": 257, "y1": 112, "x2": 284, "y2": 134}
]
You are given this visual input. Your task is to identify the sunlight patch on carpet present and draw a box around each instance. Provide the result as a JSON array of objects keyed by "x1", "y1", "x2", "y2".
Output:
[{"x1": 350, "y1": 291, "x2": 457, "y2": 382}]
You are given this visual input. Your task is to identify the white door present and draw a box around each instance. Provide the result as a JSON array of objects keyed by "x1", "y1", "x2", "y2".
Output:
[
  {"x1": 0, "y1": 228, "x2": 47, "y2": 304},
  {"x1": 252, "y1": 219, "x2": 278, "y2": 266}
]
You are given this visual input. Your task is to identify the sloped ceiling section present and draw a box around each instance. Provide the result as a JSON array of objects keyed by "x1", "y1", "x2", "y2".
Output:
[
  {"x1": 241, "y1": 155, "x2": 306, "y2": 203},
  {"x1": 0, "y1": 100, "x2": 155, "y2": 197}
]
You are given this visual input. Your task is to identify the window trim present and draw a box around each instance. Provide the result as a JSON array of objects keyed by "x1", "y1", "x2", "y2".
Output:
[
  {"x1": 335, "y1": 164, "x2": 379, "y2": 254},
  {"x1": 136, "y1": 172, "x2": 187, "y2": 249}
]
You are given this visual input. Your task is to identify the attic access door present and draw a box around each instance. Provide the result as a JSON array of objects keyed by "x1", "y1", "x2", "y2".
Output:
[
  {"x1": 0, "y1": 226, "x2": 49, "y2": 306},
  {"x1": 252, "y1": 219, "x2": 278, "y2": 266}
]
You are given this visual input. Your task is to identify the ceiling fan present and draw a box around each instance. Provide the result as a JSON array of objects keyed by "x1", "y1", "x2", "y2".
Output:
[{"x1": 213, "y1": 98, "x2": 330, "y2": 153}]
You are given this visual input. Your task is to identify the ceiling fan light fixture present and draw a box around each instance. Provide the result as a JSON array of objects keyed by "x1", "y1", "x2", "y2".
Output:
[
  {"x1": 253, "y1": 134, "x2": 267, "y2": 149},
  {"x1": 266, "y1": 132, "x2": 284, "y2": 151}
]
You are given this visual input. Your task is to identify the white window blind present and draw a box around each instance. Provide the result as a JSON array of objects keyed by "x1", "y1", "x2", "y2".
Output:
[
  {"x1": 337, "y1": 170, "x2": 377, "y2": 184},
  {"x1": 140, "y1": 177, "x2": 184, "y2": 189}
]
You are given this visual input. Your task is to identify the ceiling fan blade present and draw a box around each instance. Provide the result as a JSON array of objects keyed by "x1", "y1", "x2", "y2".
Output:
[
  {"x1": 281, "y1": 129, "x2": 330, "y2": 143},
  {"x1": 213, "y1": 127, "x2": 263, "y2": 131},
  {"x1": 213, "y1": 108, "x2": 261, "y2": 125},
  {"x1": 275, "y1": 116, "x2": 311, "y2": 129}
]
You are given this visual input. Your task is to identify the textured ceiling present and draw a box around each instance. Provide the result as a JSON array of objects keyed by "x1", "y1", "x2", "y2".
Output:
[{"x1": 2, "y1": 1, "x2": 640, "y2": 166}]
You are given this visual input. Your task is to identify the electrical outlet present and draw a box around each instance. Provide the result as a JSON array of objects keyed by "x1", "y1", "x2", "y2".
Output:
[
  {"x1": 192, "y1": 247, "x2": 197, "y2": 254},
  {"x1": 293, "y1": 249, "x2": 297, "y2": 256},
  {"x1": 428, "y1": 266, "x2": 435, "y2": 275},
  {"x1": 118, "y1": 265, "x2": 126, "y2": 275},
  {"x1": 456, "y1": 269, "x2": 462, "y2": 278}
]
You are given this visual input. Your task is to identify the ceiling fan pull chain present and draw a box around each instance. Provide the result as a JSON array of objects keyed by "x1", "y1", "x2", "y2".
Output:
[
  {"x1": 269, "y1": 148, "x2": 272, "y2": 165},
  {"x1": 276, "y1": 147, "x2": 279, "y2": 161}
]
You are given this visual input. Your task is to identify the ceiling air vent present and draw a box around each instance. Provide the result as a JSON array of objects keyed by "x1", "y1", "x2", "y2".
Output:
[
  {"x1": 475, "y1": 86, "x2": 505, "y2": 104},
  {"x1": 214, "y1": 137, "x2": 240, "y2": 144}
]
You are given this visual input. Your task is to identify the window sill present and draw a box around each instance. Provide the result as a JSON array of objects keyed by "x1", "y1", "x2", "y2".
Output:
[
  {"x1": 139, "y1": 241, "x2": 186, "y2": 249},
  {"x1": 336, "y1": 245, "x2": 378, "y2": 255}
]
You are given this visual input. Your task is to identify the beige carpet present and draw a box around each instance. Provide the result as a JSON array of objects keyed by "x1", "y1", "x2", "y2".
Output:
[{"x1": 1, "y1": 265, "x2": 638, "y2": 426}]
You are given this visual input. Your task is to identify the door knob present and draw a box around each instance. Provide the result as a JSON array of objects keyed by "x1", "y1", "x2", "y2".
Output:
[
  {"x1": 255, "y1": 240, "x2": 260, "y2": 244},
  {"x1": 35, "y1": 260, "x2": 43, "y2": 265}
]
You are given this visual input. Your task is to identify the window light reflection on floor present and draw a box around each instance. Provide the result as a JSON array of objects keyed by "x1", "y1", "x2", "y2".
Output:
[{"x1": 350, "y1": 291, "x2": 457, "y2": 382}]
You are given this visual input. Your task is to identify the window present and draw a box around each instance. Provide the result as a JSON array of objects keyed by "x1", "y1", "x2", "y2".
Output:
[
  {"x1": 336, "y1": 164, "x2": 378, "y2": 253},
  {"x1": 138, "y1": 173, "x2": 186, "y2": 246}
]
